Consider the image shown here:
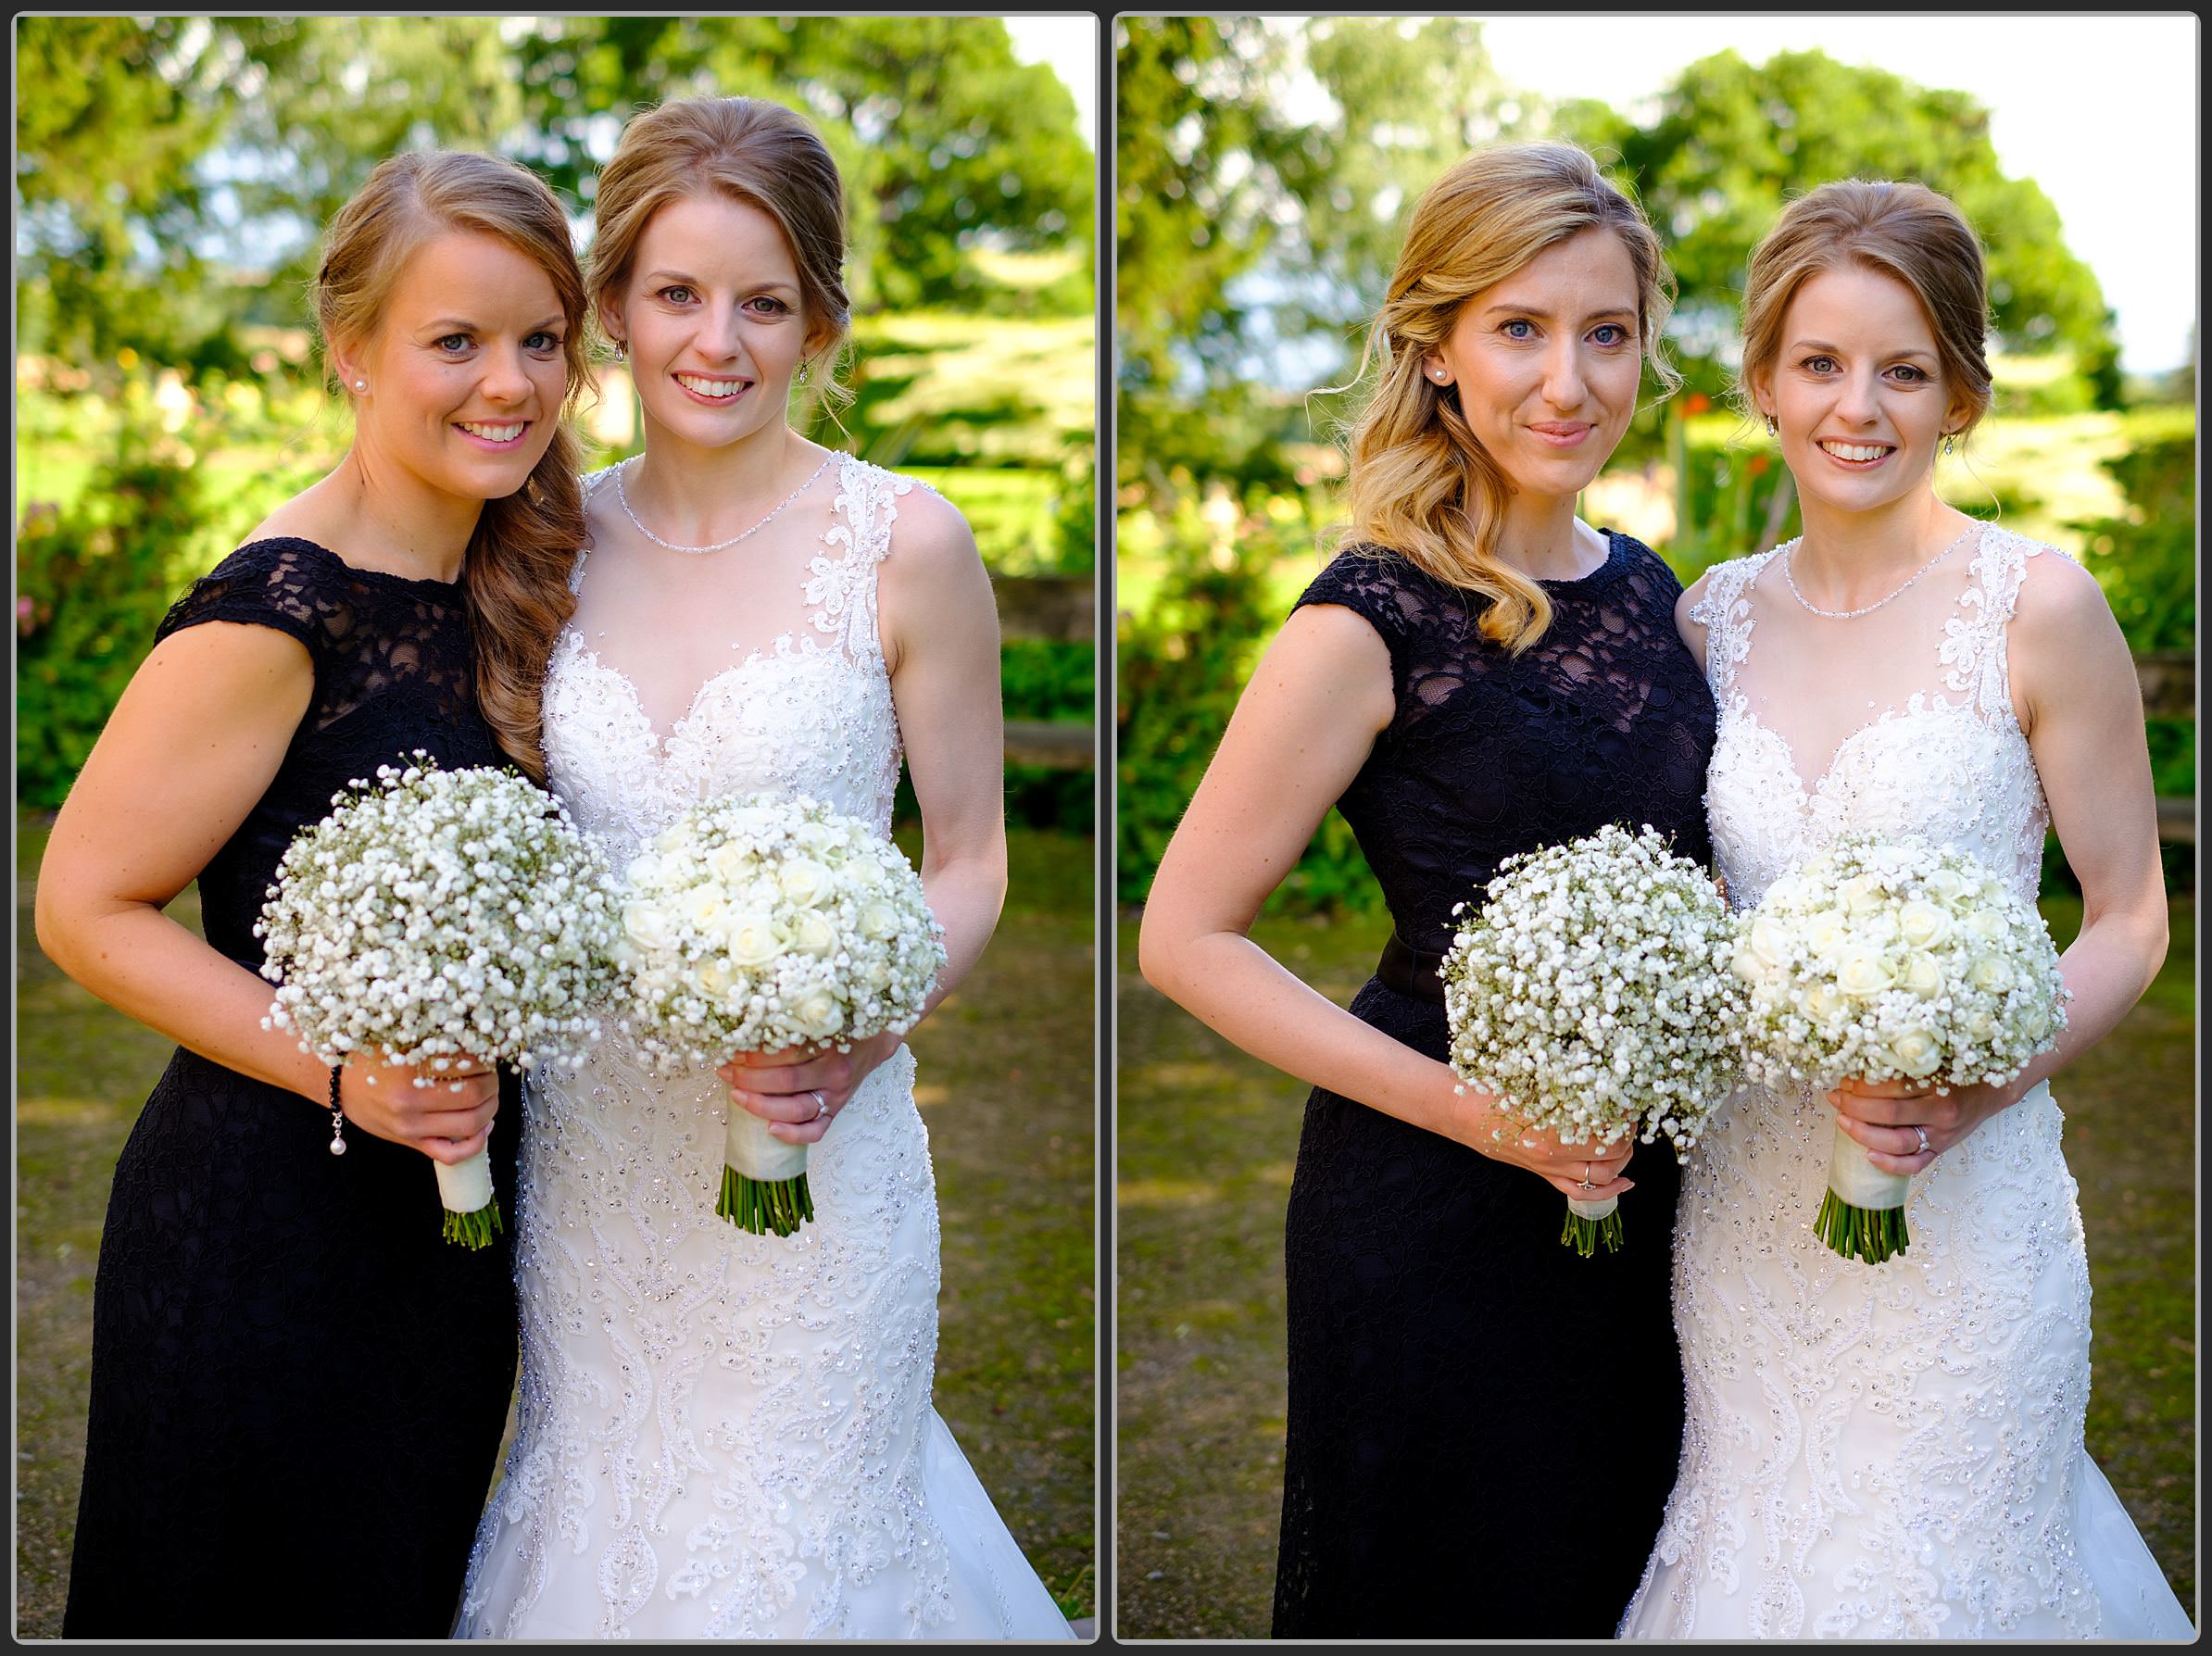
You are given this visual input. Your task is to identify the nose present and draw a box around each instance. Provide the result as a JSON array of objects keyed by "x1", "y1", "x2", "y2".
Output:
[
  {"x1": 698, "y1": 298, "x2": 746, "y2": 363},
  {"x1": 1834, "y1": 365, "x2": 1881, "y2": 424},
  {"x1": 1539, "y1": 335, "x2": 1589, "y2": 412},
  {"x1": 479, "y1": 341, "x2": 534, "y2": 407}
]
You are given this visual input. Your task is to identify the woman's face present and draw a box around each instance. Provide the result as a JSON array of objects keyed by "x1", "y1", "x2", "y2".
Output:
[
  {"x1": 1425, "y1": 225, "x2": 1645, "y2": 512},
  {"x1": 1753, "y1": 262, "x2": 1969, "y2": 523},
  {"x1": 342, "y1": 230, "x2": 569, "y2": 505},
  {"x1": 604, "y1": 191, "x2": 811, "y2": 455}
]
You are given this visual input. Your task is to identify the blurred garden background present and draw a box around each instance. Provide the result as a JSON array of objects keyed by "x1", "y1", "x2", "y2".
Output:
[
  {"x1": 1114, "y1": 17, "x2": 2195, "y2": 1638},
  {"x1": 15, "y1": 14, "x2": 1096, "y2": 1634}
]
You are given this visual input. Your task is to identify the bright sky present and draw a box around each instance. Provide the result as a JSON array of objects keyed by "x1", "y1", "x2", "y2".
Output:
[
  {"x1": 1460, "y1": 13, "x2": 2197, "y2": 373},
  {"x1": 1003, "y1": 15, "x2": 1098, "y2": 150}
]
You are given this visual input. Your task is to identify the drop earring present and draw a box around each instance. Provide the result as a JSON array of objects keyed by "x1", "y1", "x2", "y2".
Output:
[
  {"x1": 1942, "y1": 432, "x2": 1955, "y2": 457},
  {"x1": 796, "y1": 361, "x2": 810, "y2": 384},
  {"x1": 612, "y1": 339, "x2": 626, "y2": 364},
  {"x1": 1764, "y1": 413, "x2": 1778, "y2": 437}
]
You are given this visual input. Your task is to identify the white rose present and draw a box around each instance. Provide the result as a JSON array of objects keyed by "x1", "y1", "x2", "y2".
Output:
[
  {"x1": 1842, "y1": 874, "x2": 1886, "y2": 916},
  {"x1": 725, "y1": 914, "x2": 786, "y2": 967},
  {"x1": 1903, "y1": 951, "x2": 1945, "y2": 997},
  {"x1": 1968, "y1": 955, "x2": 2016, "y2": 993},
  {"x1": 698, "y1": 958, "x2": 733, "y2": 997},
  {"x1": 790, "y1": 910, "x2": 837, "y2": 957},
  {"x1": 791, "y1": 986, "x2": 846, "y2": 1039},
  {"x1": 792, "y1": 820, "x2": 842, "y2": 856},
  {"x1": 1748, "y1": 914, "x2": 1791, "y2": 968},
  {"x1": 684, "y1": 883, "x2": 729, "y2": 932},
  {"x1": 1925, "y1": 866, "x2": 1967, "y2": 905},
  {"x1": 1967, "y1": 1010, "x2": 1999, "y2": 1043},
  {"x1": 778, "y1": 858, "x2": 833, "y2": 908},
  {"x1": 1964, "y1": 908, "x2": 2007, "y2": 943},
  {"x1": 1803, "y1": 981, "x2": 1854, "y2": 1032},
  {"x1": 1834, "y1": 946, "x2": 1896, "y2": 997},
  {"x1": 707, "y1": 841, "x2": 754, "y2": 885},
  {"x1": 1897, "y1": 900, "x2": 1953, "y2": 950},
  {"x1": 625, "y1": 851, "x2": 665, "y2": 891},
  {"x1": 1889, "y1": 1025, "x2": 1943, "y2": 1077},
  {"x1": 858, "y1": 901, "x2": 901, "y2": 941},
  {"x1": 1804, "y1": 911, "x2": 1851, "y2": 960},
  {"x1": 622, "y1": 900, "x2": 675, "y2": 954}
]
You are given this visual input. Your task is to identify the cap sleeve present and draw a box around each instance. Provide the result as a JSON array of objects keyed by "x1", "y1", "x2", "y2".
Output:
[{"x1": 153, "y1": 538, "x2": 346, "y2": 663}]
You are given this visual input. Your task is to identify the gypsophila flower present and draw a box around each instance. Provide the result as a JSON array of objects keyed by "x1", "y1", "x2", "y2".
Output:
[
  {"x1": 255, "y1": 753, "x2": 621, "y2": 1245},
  {"x1": 1733, "y1": 832, "x2": 2069, "y2": 1263},
  {"x1": 1440, "y1": 822, "x2": 1746, "y2": 1255},
  {"x1": 615, "y1": 793, "x2": 947, "y2": 1237}
]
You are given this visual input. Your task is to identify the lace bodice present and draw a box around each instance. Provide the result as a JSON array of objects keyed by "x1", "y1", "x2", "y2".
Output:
[
  {"x1": 1617, "y1": 524, "x2": 2194, "y2": 1638},
  {"x1": 1291, "y1": 533, "x2": 1716, "y2": 954},
  {"x1": 1692, "y1": 522, "x2": 2055, "y2": 910},
  {"x1": 542, "y1": 452, "x2": 917, "y2": 869}
]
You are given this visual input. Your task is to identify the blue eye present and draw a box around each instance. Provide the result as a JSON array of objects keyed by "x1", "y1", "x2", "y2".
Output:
[
  {"x1": 746, "y1": 295, "x2": 792, "y2": 317},
  {"x1": 1803, "y1": 354, "x2": 1838, "y2": 374},
  {"x1": 526, "y1": 331, "x2": 562, "y2": 353},
  {"x1": 1502, "y1": 319, "x2": 1535, "y2": 340},
  {"x1": 1591, "y1": 323, "x2": 1631, "y2": 346},
  {"x1": 659, "y1": 284, "x2": 696, "y2": 306},
  {"x1": 435, "y1": 333, "x2": 471, "y2": 353},
  {"x1": 1890, "y1": 364, "x2": 1928, "y2": 383}
]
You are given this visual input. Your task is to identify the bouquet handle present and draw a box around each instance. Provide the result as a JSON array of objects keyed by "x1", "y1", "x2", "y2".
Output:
[
  {"x1": 720, "y1": 1104, "x2": 814, "y2": 1237},
  {"x1": 434, "y1": 1149, "x2": 503, "y2": 1249},
  {"x1": 1816, "y1": 1116, "x2": 1911, "y2": 1262},
  {"x1": 1562, "y1": 1193, "x2": 1623, "y2": 1257}
]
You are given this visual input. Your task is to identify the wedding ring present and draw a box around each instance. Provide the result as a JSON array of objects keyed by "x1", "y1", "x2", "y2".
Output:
[
  {"x1": 811, "y1": 1089, "x2": 829, "y2": 1122},
  {"x1": 1913, "y1": 1124, "x2": 1931, "y2": 1156}
]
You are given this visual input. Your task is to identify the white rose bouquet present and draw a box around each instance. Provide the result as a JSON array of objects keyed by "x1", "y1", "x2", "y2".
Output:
[
  {"x1": 613, "y1": 794, "x2": 947, "y2": 1237},
  {"x1": 1440, "y1": 823, "x2": 1746, "y2": 1256},
  {"x1": 256, "y1": 754, "x2": 620, "y2": 1247},
  {"x1": 1733, "y1": 833, "x2": 2069, "y2": 1263}
]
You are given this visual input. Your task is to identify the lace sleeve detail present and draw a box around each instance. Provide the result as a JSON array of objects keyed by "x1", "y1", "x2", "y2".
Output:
[
  {"x1": 1945, "y1": 524, "x2": 2067, "y2": 721},
  {"x1": 1289, "y1": 546, "x2": 1435, "y2": 703},
  {"x1": 153, "y1": 538, "x2": 341, "y2": 663},
  {"x1": 1690, "y1": 552, "x2": 1768, "y2": 702}
]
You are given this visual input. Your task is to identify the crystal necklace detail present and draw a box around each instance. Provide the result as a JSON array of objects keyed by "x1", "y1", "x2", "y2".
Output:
[
  {"x1": 613, "y1": 451, "x2": 836, "y2": 555},
  {"x1": 1782, "y1": 521, "x2": 1978, "y2": 620}
]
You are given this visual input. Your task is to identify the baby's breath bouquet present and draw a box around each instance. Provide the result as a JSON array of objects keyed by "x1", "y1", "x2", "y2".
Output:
[
  {"x1": 1733, "y1": 834, "x2": 2068, "y2": 1264},
  {"x1": 1441, "y1": 823, "x2": 1745, "y2": 1256},
  {"x1": 614, "y1": 794, "x2": 947, "y2": 1238},
  {"x1": 257, "y1": 754, "x2": 620, "y2": 1247}
]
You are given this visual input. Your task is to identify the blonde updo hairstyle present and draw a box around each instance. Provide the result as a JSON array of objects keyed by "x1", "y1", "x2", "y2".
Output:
[
  {"x1": 1739, "y1": 179, "x2": 1992, "y2": 448},
  {"x1": 585, "y1": 95, "x2": 852, "y2": 411},
  {"x1": 1343, "y1": 141, "x2": 1678, "y2": 654},
  {"x1": 313, "y1": 149, "x2": 589, "y2": 782}
]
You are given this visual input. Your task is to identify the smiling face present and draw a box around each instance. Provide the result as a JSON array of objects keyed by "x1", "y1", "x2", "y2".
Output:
[
  {"x1": 1752, "y1": 262, "x2": 1972, "y2": 523},
  {"x1": 602, "y1": 191, "x2": 811, "y2": 457},
  {"x1": 1424, "y1": 224, "x2": 1645, "y2": 533},
  {"x1": 333, "y1": 229, "x2": 568, "y2": 508}
]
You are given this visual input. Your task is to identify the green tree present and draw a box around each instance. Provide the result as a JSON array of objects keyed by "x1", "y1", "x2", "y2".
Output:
[{"x1": 1560, "y1": 50, "x2": 2121, "y2": 407}]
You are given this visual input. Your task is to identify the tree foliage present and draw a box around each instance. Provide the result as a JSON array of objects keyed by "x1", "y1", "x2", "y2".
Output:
[
  {"x1": 1559, "y1": 50, "x2": 2121, "y2": 405},
  {"x1": 15, "y1": 17, "x2": 1092, "y2": 370}
]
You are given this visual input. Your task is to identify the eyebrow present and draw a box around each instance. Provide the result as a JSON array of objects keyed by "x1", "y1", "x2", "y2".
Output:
[
  {"x1": 1478, "y1": 303, "x2": 1637, "y2": 322},
  {"x1": 642, "y1": 269, "x2": 800, "y2": 293},
  {"x1": 421, "y1": 315, "x2": 566, "y2": 332},
  {"x1": 1790, "y1": 337, "x2": 1937, "y2": 359}
]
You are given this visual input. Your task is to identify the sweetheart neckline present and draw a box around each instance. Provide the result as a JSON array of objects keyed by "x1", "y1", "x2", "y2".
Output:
[
  {"x1": 552, "y1": 630, "x2": 886, "y2": 753},
  {"x1": 1723, "y1": 695, "x2": 2013, "y2": 805}
]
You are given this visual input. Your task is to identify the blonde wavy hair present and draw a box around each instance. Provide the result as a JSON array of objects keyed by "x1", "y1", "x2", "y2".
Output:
[
  {"x1": 314, "y1": 149, "x2": 589, "y2": 781},
  {"x1": 585, "y1": 95, "x2": 852, "y2": 415},
  {"x1": 1340, "y1": 141, "x2": 1677, "y2": 654},
  {"x1": 1738, "y1": 178, "x2": 1992, "y2": 445}
]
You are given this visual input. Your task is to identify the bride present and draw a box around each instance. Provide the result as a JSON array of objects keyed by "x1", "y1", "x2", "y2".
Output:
[
  {"x1": 1619, "y1": 180, "x2": 2193, "y2": 1638},
  {"x1": 455, "y1": 95, "x2": 1073, "y2": 1639}
]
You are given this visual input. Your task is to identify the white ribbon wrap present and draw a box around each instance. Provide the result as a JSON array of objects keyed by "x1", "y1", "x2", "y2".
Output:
[
  {"x1": 1566, "y1": 1194, "x2": 1619, "y2": 1223},
  {"x1": 1825, "y1": 1117, "x2": 1910, "y2": 1211},
  {"x1": 725, "y1": 1105, "x2": 810, "y2": 1183},
  {"x1": 434, "y1": 1148, "x2": 495, "y2": 1214}
]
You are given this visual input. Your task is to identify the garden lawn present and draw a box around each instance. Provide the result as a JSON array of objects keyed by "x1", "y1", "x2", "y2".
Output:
[
  {"x1": 1114, "y1": 898, "x2": 2197, "y2": 1639},
  {"x1": 15, "y1": 814, "x2": 1096, "y2": 1635}
]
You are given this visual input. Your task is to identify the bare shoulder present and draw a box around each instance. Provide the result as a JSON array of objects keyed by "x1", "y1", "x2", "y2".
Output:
[
  {"x1": 2009, "y1": 535, "x2": 2113, "y2": 633},
  {"x1": 881, "y1": 473, "x2": 981, "y2": 573}
]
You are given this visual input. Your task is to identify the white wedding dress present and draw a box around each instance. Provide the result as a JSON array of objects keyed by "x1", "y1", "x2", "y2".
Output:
[
  {"x1": 1619, "y1": 525, "x2": 2193, "y2": 1639},
  {"x1": 455, "y1": 454, "x2": 1074, "y2": 1639}
]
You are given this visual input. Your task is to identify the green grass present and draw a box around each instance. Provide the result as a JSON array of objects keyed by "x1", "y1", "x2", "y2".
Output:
[
  {"x1": 1114, "y1": 899, "x2": 2196, "y2": 1639},
  {"x1": 15, "y1": 814, "x2": 1095, "y2": 1634}
]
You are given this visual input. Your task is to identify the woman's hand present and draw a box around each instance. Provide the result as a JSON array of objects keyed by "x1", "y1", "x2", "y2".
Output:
[
  {"x1": 338, "y1": 1052, "x2": 500, "y2": 1165},
  {"x1": 1445, "y1": 1078, "x2": 1637, "y2": 1202},
  {"x1": 719, "y1": 1032, "x2": 905, "y2": 1147},
  {"x1": 1829, "y1": 1075, "x2": 2017, "y2": 1177}
]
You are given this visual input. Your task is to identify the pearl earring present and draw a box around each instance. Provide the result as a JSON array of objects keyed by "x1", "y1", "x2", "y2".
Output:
[
  {"x1": 1764, "y1": 413, "x2": 1778, "y2": 437},
  {"x1": 355, "y1": 379, "x2": 367, "y2": 392},
  {"x1": 612, "y1": 340, "x2": 626, "y2": 364}
]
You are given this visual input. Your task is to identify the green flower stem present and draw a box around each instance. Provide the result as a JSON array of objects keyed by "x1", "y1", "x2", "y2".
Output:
[
  {"x1": 1560, "y1": 1207, "x2": 1626, "y2": 1258},
  {"x1": 1816, "y1": 1188, "x2": 1911, "y2": 1263},
  {"x1": 442, "y1": 1197, "x2": 503, "y2": 1250},
  {"x1": 718, "y1": 1166, "x2": 815, "y2": 1237}
]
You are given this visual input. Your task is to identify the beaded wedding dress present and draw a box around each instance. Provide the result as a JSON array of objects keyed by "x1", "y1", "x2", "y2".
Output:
[
  {"x1": 1618, "y1": 525, "x2": 2193, "y2": 1639},
  {"x1": 455, "y1": 453, "x2": 1073, "y2": 1639}
]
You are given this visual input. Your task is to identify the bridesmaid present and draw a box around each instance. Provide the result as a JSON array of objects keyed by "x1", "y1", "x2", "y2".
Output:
[
  {"x1": 1137, "y1": 141, "x2": 1713, "y2": 1637},
  {"x1": 37, "y1": 151, "x2": 588, "y2": 1636}
]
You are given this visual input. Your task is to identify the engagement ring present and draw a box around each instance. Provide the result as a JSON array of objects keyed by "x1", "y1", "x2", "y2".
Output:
[
  {"x1": 1913, "y1": 1125, "x2": 1931, "y2": 1155},
  {"x1": 812, "y1": 1090, "x2": 830, "y2": 1122}
]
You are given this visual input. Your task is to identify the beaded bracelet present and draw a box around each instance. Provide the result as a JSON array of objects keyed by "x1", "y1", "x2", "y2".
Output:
[{"x1": 327, "y1": 1064, "x2": 347, "y2": 1157}]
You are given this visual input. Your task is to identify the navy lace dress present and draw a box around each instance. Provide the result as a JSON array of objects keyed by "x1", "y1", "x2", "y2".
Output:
[
  {"x1": 1272, "y1": 535, "x2": 1716, "y2": 1637},
  {"x1": 61, "y1": 539, "x2": 523, "y2": 1637}
]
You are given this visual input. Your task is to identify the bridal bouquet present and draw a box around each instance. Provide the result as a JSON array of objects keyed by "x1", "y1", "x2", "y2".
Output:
[
  {"x1": 1440, "y1": 822, "x2": 1746, "y2": 1256},
  {"x1": 612, "y1": 794, "x2": 946, "y2": 1237},
  {"x1": 1732, "y1": 834, "x2": 2068, "y2": 1263},
  {"x1": 257, "y1": 754, "x2": 620, "y2": 1247}
]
